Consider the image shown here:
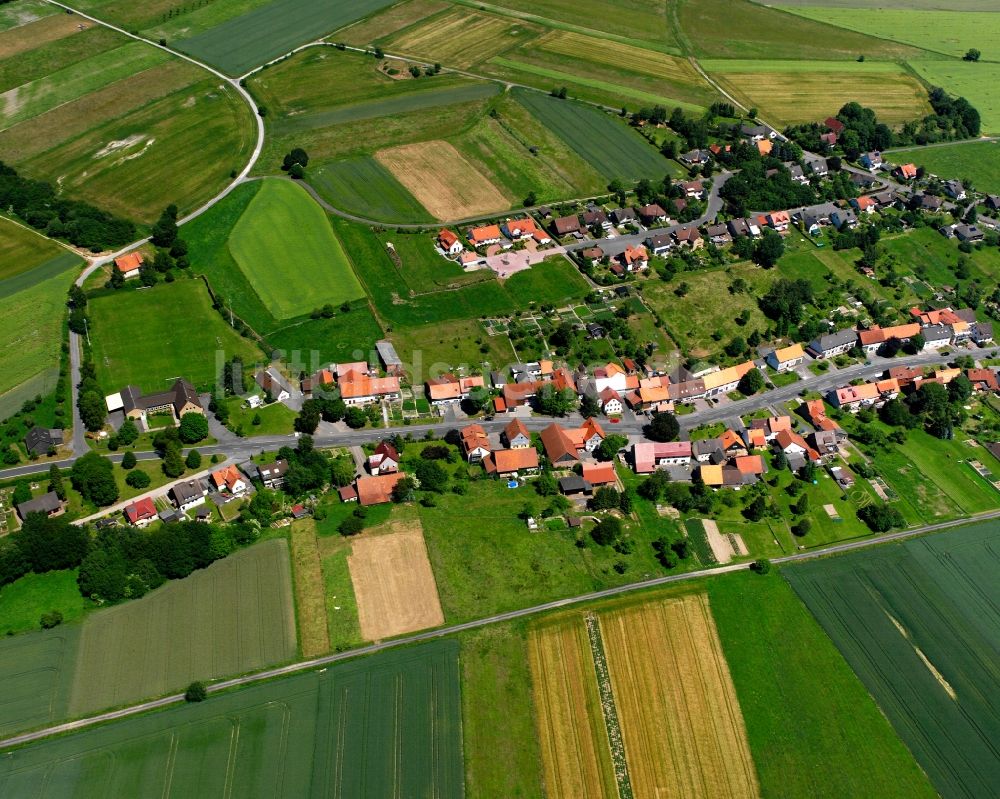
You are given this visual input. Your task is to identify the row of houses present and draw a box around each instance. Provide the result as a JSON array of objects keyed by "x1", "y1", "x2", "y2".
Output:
[
  {"x1": 807, "y1": 307, "x2": 993, "y2": 359},
  {"x1": 829, "y1": 365, "x2": 1000, "y2": 411},
  {"x1": 301, "y1": 360, "x2": 401, "y2": 406}
]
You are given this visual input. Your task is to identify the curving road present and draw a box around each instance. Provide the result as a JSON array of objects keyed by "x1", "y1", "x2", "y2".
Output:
[{"x1": 3, "y1": 505, "x2": 998, "y2": 750}]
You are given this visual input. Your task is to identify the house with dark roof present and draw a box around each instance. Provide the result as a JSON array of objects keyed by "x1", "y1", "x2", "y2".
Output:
[
  {"x1": 106, "y1": 379, "x2": 203, "y2": 427},
  {"x1": 645, "y1": 233, "x2": 672, "y2": 256},
  {"x1": 611, "y1": 207, "x2": 637, "y2": 226},
  {"x1": 170, "y1": 479, "x2": 207, "y2": 511},
  {"x1": 807, "y1": 328, "x2": 858, "y2": 359},
  {"x1": 638, "y1": 204, "x2": 667, "y2": 226},
  {"x1": 24, "y1": 426, "x2": 63, "y2": 457},
  {"x1": 552, "y1": 215, "x2": 582, "y2": 237},
  {"x1": 257, "y1": 459, "x2": 289, "y2": 488},
  {"x1": 15, "y1": 491, "x2": 65, "y2": 521}
]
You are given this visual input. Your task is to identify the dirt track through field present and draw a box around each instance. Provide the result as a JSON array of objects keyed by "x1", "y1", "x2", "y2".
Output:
[
  {"x1": 348, "y1": 519, "x2": 444, "y2": 640},
  {"x1": 376, "y1": 140, "x2": 510, "y2": 220},
  {"x1": 599, "y1": 593, "x2": 760, "y2": 799},
  {"x1": 528, "y1": 621, "x2": 616, "y2": 799}
]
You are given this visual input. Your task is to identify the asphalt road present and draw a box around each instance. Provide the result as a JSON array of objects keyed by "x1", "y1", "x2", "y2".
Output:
[{"x1": 3, "y1": 506, "x2": 997, "y2": 750}]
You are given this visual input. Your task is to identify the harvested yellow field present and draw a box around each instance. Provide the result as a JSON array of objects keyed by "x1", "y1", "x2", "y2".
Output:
[
  {"x1": 347, "y1": 516, "x2": 444, "y2": 640},
  {"x1": 538, "y1": 30, "x2": 701, "y2": 84},
  {"x1": 0, "y1": 12, "x2": 82, "y2": 59},
  {"x1": 387, "y1": 9, "x2": 541, "y2": 69},
  {"x1": 528, "y1": 620, "x2": 618, "y2": 799},
  {"x1": 289, "y1": 520, "x2": 330, "y2": 657},
  {"x1": 706, "y1": 61, "x2": 931, "y2": 126},
  {"x1": 376, "y1": 140, "x2": 510, "y2": 220},
  {"x1": 600, "y1": 593, "x2": 760, "y2": 799},
  {"x1": 335, "y1": 0, "x2": 451, "y2": 47}
]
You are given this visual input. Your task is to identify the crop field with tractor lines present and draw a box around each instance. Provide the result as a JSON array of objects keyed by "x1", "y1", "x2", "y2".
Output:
[
  {"x1": 703, "y1": 59, "x2": 932, "y2": 126},
  {"x1": 787, "y1": 522, "x2": 1000, "y2": 799},
  {"x1": 68, "y1": 540, "x2": 297, "y2": 716},
  {"x1": 0, "y1": 641, "x2": 463, "y2": 799}
]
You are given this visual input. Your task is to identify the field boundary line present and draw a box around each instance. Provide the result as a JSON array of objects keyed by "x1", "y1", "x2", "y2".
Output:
[{"x1": 584, "y1": 613, "x2": 633, "y2": 799}]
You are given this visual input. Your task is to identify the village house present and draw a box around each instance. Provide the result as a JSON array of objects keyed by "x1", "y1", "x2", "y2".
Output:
[
  {"x1": 356, "y1": 472, "x2": 406, "y2": 506},
  {"x1": 170, "y1": 479, "x2": 208, "y2": 512},
  {"x1": 368, "y1": 441, "x2": 399, "y2": 475},
  {"x1": 819, "y1": 132, "x2": 837, "y2": 147},
  {"x1": 972, "y1": 322, "x2": 994, "y2": 345},
  {"x1": 727, "y1": 218, "x2": 760, "y2": 238},
  {"x1": 850, "y1": 195, "x2": 877, "y2": 215},
  {"x1": 124, "y1": 497, "x2": 157, "y2": 527},
  {"x1": 425, "y1": 373, "x2": 485, "y2": 405},
  {"x1": 552, "y1": 215, "x2": 582, "y2": 237},
  {"x1": 301, "y1": 367, "x2": 335, "y2": 397},
  {"x1": 750, "y1": 415, "x2": 792, "y2": 442},
  {"x1": 788, "y1": 164, "x2": 807, "y2": 184},
  {"x1": 23, "y1": 426, "x2": 63, "y2": 457},
  {"x1": 336, "y1": 362, "x2": 401, "y2": 406},
  {"x1": 705, "y1": 223, "x2": 732, "y2": 245},
  {"x1": 756, "y1": 138, "x2": 774, "y2": 156},
  {"x1": 539, "y1": 418, "x2": 605, "y2": 465},
  {"x1": 804, "y1": 154, "x2": 828, "y2": 177},
  {"x1": 255, "y1": 369, "x2": 291, "y2": 403},
  {"x1": 807, "y1": 328, "x2": 858, "y2": 359},
  {"x1": 15, "y1": 490, "x2": 66, "y2": 522},
  {"x1": 483, "y1": 447, "x2": 539, "y2": 477},
  {"x1": 211, "y1": 464, "x2": 248, "y2": 495},
  {"x1": 106, "y1": 378, "x2": 203, "y2": 428},
  {"x1": 967, "y1": 369, "x2": 1000, "y2": 393},
  {"x1": 954, "y1": 223, "x2": 984, "y2": 243},
  {"x1": 766, "y1": 343, "x2": 805, "y2": 372},
  {"x1": 679, "y1": 149, "x2": 710, "y2": 166},
  {"x1": 829, "y1": 378, "x2": 900, "y2": 411},
  {"x1": 645, "y1": 233, "x2": 672, "y2": 256},
  {"x1": 582, "y1": 209, "x2": 611, "y2": 231},
  {"x1": 580, "y1": 246, "x2": 605, "y2": 266},
  {"x1": 257, "y1": 459, "x2": 289, "y2": 489},
  {"x1": 460, "y1": 424, "x2": 492, "y2": 462},
  {"x1": 894, "y1": 163, "x2": 917, "y2": 181},
  {"x1": 618, "y1": 245, "x2": 649, "y2": 272},
  {"x1": 858, "y1": 323, "x2": 921, "y2": 355},
  {"x1": 437, "y1": 228, "x2": 463, "y2": 256},
  {"x1": 596, "y1": 387, "x2": 622, "y2": 415},
  {"x1": 773, "y1": 429, "x2": 820, "y2": 470},
  {"x1": 502, "y1": 418, "x2": 531, "y2": 449},
  {"x1": 611, "y1": 207, "x2": 637, "y2": 227},
  {"x1": 638, "y1": 203, "x2": 667, "y2": 226},
  {"x1": 467, "y1": 224, "x2": 502, "y2": 247},
  {"x1": 944, "y1": 179, "x2": 966, "y2": 200},
  {"x1": 593, "y1": 362, "x2": 634, "y2": 394},
  {"x1": 632, "y1": 441, "x2": 692, "y2": 473},
  {"x1": 830, "y1": 208, "x2": 858, "y2": 230},
  {"x1": 858, "y1": 151, "x2": 882, "y2": 170},
  {"x1": 582, "y1": 461, "x2": 617, "y2": 488},
  {"x1": 802, "y1": 399, "x2": 842, "y2": 435},
  {"x1": 672, "y1": 226, "x2": 703, "y2": 249},
  {"x1": 681, "y1": 180, "x2": 705, "y2": 199},
  {"x1": 114, "y1": 252, "x2": 144, "y2": 280}
]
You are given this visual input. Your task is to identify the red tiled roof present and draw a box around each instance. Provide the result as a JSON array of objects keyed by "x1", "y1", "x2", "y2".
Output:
[
  {"x1": 582, "y1": 462, "x2": 616, "y2": 485},
  {"x1": 356, "y1": 473, "x2": 405, "y2": 506},
  {"x1": 484, "y1": 448, "x2": 539, "y2": 474},
  {"x1": 114, "y1": 252, "x2": 143, "y2": 273},
  {"x1": 125, "y1": 497, "x2": 156, "y2": 523}
]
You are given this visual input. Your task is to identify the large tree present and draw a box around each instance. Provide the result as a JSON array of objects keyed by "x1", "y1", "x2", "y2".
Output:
[
  {"x1": 70, "y1": 452, "x2": 119, "y2": 506},
  {"x1": 646, "y1": 412, "x2": 679, "y2": 442}
]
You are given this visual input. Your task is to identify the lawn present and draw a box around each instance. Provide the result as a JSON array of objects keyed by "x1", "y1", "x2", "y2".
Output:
[
  {"x1": 703, "y1": 59, "x2": 930, "y2": 126},
  {"x1": 223, "y1": 396, "x2": 296, "y2": 435},
  {"x1": 709, "y1": 570, "x2": 937, "y2": 799},
  {"x1": 68, "y1": 539, "x2": 297, "y2": 716},
  {"x1": 181, "y1": 181, "x2": 384, "y2": 364},
  {"x1": 0, "y1": 265, "x2": 75, "y2": 399},
  {"x1": 89, "y1": 278, "x2": 264, "y2": 393},
  {"x1": 0, "y1": 218, "x2": 78, "y2": 283},
  {"x1": 785, "y1": 7, "x2": 1000, "y2": 60},
  {"x1": 909, "y1": 60, "x2": 1000, "y2": 134},
  {"x1": 229, "y1": 178, "x2": 364, "y2": 319},
  {"x1": 896, "y1": 428, "x2": 1000, "y2": 515},
  {"x1": 678, "y1": 0, "x2": 930, "y2": 60},
  {"x1": 460, "y1": 621, "x2": 544, "y2": 798},
  {"x1": 512, "y1": 88, "x2": 672, "y2": 181},
  {"x1": 0, "y1": 640, "x2": 462, "y2": 797},
  {"x1": 308, "y1": 155, "x2": 434, "y2": 222},
  {"x1": 887, "y1": 140, "x2": 1000, "y2": 194},
  {"x1": 174, "y1": 0, "x2": 399, "y2": 75},
  {"x1": 388, "y1": 318, "x2": 514, "y2": 374},
  {"x1": 0, "y1": 570, "x2": 88, "y2": 636},
  {"x1": 0, "y1": 0, "x2": 56, "y2": 31},
  {"x1": 786, "y1": 523, "x2": 1000, "y2": 799},
  {"x1": 0, "y1": 626, "x2": 79, "y2": 739}
]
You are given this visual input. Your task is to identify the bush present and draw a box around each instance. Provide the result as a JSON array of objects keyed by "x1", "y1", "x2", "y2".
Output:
[
  {"x1": 125, "y1": 469, "x2": 151, "y2": 489},
  {"x1": 178, "y1": 412, "x2": 209, "y2": 444},
  {"x1": 40, "y1": 610, "x2": 63, "y2": 629},
  {"x1": 121, "y1": 450, "x2": 137, "y2": 470},
  {"x1": 750, "y1": 558, "x2": 771, "y2": 575},
  {"x1": 185, "y1": 681, "x2": 208, "y2": 702},
  {"x1": 339, "y1": 516, "x2": 364, "y2": 536}
]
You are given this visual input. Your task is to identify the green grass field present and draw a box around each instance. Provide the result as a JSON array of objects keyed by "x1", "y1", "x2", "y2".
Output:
[
  {"x1": 0, "y1": 0, "x2": 56, "y2": 31},
  {"x1": 68, "y1": 540, "x2": 296, "y2": 716},
  {"x1": 181, "y1": 181, "x2": 384, "y2": 364},
  {"x1": 709, "y1": 571, "x2": 937, "y2": 798},
  {"x1": 0, "y1": 641, "x2": 463, "y2": 798},
  {"x1": 512, "y1": 88, "x2": 671, "y2": 181},
  {"x1": 909, "y1": 60, "x2": 1000, "y2": 134},
  {"x1": 229, "y1": 178, "x2": 364, "y2": 319},
  {"x1": 786, "y1": 523, "x2": 1000, "y2": 799},
  {"x1": 89, "y1": 278, "x2": 263, "y2": 393},
  {"x1": 309, "y1": 156, "x2": 434, "y2": 222},
  {"x1": 888, "y1": 140, "x2": 1000, "y2": 194},
  {"x1": 460, "y1": 622, "x2": 544, "y2": 797},
  {"x1": 0, "y1": 218, "x2": 77, "y2": 283},
  {"x1": 0, "y1": 626, "x2": 79, "y2": 739},
  {"x1": 0, "y1": 570, "x2": 88, "y2": 636},
  {"x1": 785, "y1": 7, "x2": 1000, "y2": 60},
  {"x1": 703, "y1": 59, "x2": 930, "y2": 126},
  {"x1": 678, "y1": 0, "x2": 931, "y2": 60},
  {"x1": 175, "y1": 0, "x2": 398, "y2": 74}
]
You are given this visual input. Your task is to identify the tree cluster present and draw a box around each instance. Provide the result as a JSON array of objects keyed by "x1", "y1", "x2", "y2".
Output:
[
  {"x1": 759, "y1": 278, "x2": 813, "y2": 334},
  {"x1": 0, "y1": 161, "x2": 136, "y2": 250}
]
